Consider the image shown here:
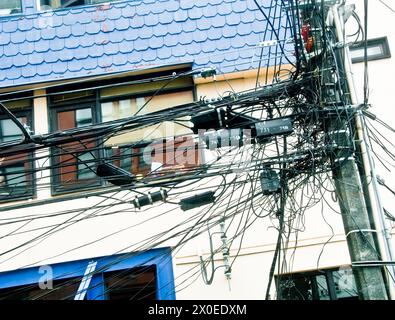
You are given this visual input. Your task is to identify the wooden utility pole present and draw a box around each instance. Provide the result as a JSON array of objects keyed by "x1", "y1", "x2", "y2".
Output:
[{"x1": 315, "y1": 2, "x2": 388, "y2": 299}]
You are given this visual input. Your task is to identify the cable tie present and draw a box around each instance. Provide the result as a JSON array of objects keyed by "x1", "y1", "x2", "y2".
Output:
[{"x1": 346, "y1": 229, "x2": 377, "y2": 238}]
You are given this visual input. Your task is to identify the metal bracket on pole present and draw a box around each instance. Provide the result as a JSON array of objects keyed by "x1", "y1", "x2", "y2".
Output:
[{"x1": 74, "y1": 260, "x2": 98, "y2": 300}]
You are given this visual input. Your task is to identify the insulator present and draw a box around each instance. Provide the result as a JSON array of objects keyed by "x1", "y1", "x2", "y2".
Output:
[
  {"x1": 132, "y1": 189, "x2": 168, "y2": 209},
  {"x1": 180, "y1": 191, "x2": 216, "y2": 211}
]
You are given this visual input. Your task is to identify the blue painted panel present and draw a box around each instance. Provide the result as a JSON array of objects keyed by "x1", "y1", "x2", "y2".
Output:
[
  {"x1": 87, "y1": 274, "x2": 106, "y2": 300},
  {"x1": 0, "y1": 247, "x2": 175, "y2": 300}
]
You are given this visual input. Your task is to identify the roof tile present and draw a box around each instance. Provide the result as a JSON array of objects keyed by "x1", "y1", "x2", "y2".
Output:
[
  {"x1": 149, "y1": 36, "x2": 164, "y2": 49},
  {"x1": 144, "y1": 14, "x2": 159, "y2": 27},
  {"x1": 193, "y1": 30, "x2": 208, "y2": 43},
  {"x1": 74, "y1": 46, "x2": 90, "y2": 60},
  {"x1": 121, "y1": 4, "x2": 136, "y2": 18},
  {"x1": 202, "y1": 4, "x2": 217, "y2": 18},
  {"x1": 71, "y1": 23, "x2": 85, "y2": 37},
  {"x1": 10, "y1": 31, "x2": 26, "y2": 44},
  {"x1": 139, "y1": 26, "x2": 153, "y2": 40},
  {"x1": 174, "y1": 10, "x2": 188, "y2": 23},
  {"x1": 164, "y1": 34, "x2": 180, "y2": 47},
  {"x1": 65, "y1": 36, "x2": 81, "y2": 49},
  {"x1": 172, "y1": 45, "x2": 186, "y2": 57},
  {"x1": 52, "y1": 60, "x2": 68, "y2": 74},
  {"x1": 129, "y1": 50, "x2": 142, "y2": 63},
  {"x1": 44, "y1": 50, "x2": 61, "y2": 63},
  {"x1": 179, "y1": 32, "x2": 193, "y2": 45},
  {"x1": 119, "y1": 40, "x2": 133, "y2": 53},
  {"x1": 0, "y1": 56, "x2": 13, "y2": 69},
  {"x1": 186, "y1": 43, "x2": 201, "y2": 55},
  {"x1": 7, "y1": 66, "x2": 22, "y2": 80},
  {"x1": 82, "y1": 57, "x2": 98, "y2": 70},
  {"x1": 25, "y1": 29, "x2": 41, "y2": 42},
  {"x1": 207, "y1": 27, "x2": 222, "y2": 41},
  {"x1": 0, "y1": 33, "x2": 11, "y2": 46},
  {"x1": 18, "y1": 41, "x2": 35, "y2": 55},
  {"x1": 98, "y1": 54, "x2": 113, "y2": 68},
  {"x1": 3, "y1": 44, "x2": 19, "y2": 57},
  {"x1": 88, "y1": 44, "x2": 104, "y2": 58},
  {"x1": 28, "y1": 52, "x2": 44, "y2": 65},
  {"x1": 241, "y1": 9, "x2": 256, "y2": 23},
  {"x1": 130, "y1": 15, "x2": 144, "y2": 28},
  {"x1": 233, "y1": 0, "x2": 248, "y2": 13},
  {"x1": 18, "y1": 17, "x2": 34, "y2": 32},
  {"x1": 41, "y1": 27, "x2": 57, "y2": 40},
  {"x1": 114, "y1": 17, "x2": 130, "y2": 31},
  {"x1": 182, "y1": 19, "x2": 196, "y2": 33},
  {"x1": 152, "y1": 24, "x2": 168, "y2": 37},
  {"x1": 113, "y1": 53, "x2": 128, "y2": 66},
  {"x1": 107, "y1": 6, "x2": 122, "y2": 20},
  {"x1": 196, "y1": 17, "x2": 212, "y2": 31},
  {"x1": 103, "y1": 42, "x2": 119, "y2": 55},
  {"x1": 36, "y1": 62, "x2": 52, "y2": 76},
  {"x1": 2, "y1": 19, "x2": 18, "y2": 33},
  {"x1": 50, "y1": 38, "x2": 65, "y2": 51},
  {"x1": 101, "y1": 19, "x2": 116, "y2": 33},
  {"x1": 188, "y1": 7, "x2": 203, "y2": 20},
  {"x1": 35, "y1": 39, "x2": 51, "y2": 53},
  {"x1": 201, "y1": 39, "x2": 216, "y2": 53},
  {"x1": 0, "y1": 0, "x2": 287, "y2": 88},
  {"x1": 158, "y1": 11, "x2": 173, "y2": 25},
  {"x1": 222, "y1": 25, "x2": 237, "y2": 38},
  {"x1": 86, "y1": 22, "x2": 101, "y2": 35},
  {"x1": 21, "y1": 64, "x2": 37, "y2": 78},
  {"x1": 212, "y1": 14, "x2": 226, "y2": 28},
  {"x1": 56, "y1": 25, "x2": 72, "y2": 38},
  {"x1": 134, "y1": 38, "x2": 149, "y2": 51},
  {"x1": 168, "y1": 22, "x2": 182, "y2": 35},
  {"x1": 180, "y1": 0, "x2": 194, "y2": 10},
  {"x1": 157, "y1": 47, "x2": 172, "y2": 60},
  {"x1": 59, "y1": 48, "x2": 75, "y2": 61},
  {"x1": 142, "y1": 48, "x2": 157, "y2": 62}
]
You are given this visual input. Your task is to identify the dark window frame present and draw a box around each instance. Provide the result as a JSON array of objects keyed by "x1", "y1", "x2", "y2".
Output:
[
  {"x1": 49, "y1": 99, "x2": 102, "y2": 194},
  {"x1": 48, "y1": 74, "x2": 196, "y2": 195},
  {"x1": 0, "y1": 107, "x2": 36, "y2": 203},
  {"x1": 38, "y1": 0, "x2": 123, "y2": 12},
  {"x1": 276, "y1": 267, "x2": 359, "y2": 300},
  {"x1": 350, "y1": 36, "x2": 391, "y2": 63}
]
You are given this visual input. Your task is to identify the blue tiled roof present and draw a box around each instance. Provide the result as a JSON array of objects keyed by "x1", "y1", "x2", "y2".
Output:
[{"x1": 0, "y1": 0, "x2": 293, "y2": 88}]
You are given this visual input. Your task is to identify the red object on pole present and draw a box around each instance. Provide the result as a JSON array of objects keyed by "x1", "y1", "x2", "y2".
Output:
[{"x1": 301, "y1": 23, "x2": 310, "y2": 43}]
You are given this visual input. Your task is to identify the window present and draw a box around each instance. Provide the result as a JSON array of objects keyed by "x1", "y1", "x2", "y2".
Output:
[
  {"x1": 350, "y1": 37, "x2": 391, "y2": 63},
  {"x1": 51, "y1": 95, "x2": 100, "y2": 192},
  {"x1": 103, "y1": 267, "x2": 157, "y2": 300},
  {"x1": 0, "y1": 277, "x2": 81, "y2": 300},
  {"x1": 0, "y1": 118, "x2": 25, "y2": 143},
  {"x1": 39, "y1": 0, "x2": 118, "y2": 10},
  {"x1": 0, "y1": 102, "x2": 34, "y2": 201},
  {"x1": 276, "y1": 267, "x2": 359, "y2": 300},
  {"x1": 101, "y1": 97, "x2": 147, "y2": 123},
  {"x1": 49, "y1": 72, "x2": 197, "y2": 194},
  {"x1": 104, "y1": 147, "x2": 151, "y2": 178},
  {"x1": 76, "y1": 152, "x2": 96, "y2": 180},
  {"x1": 0, "y1": 248, "x2": 175, "y2": 300},
  {"x1": 0, "y1": 0, "x2": 22, "y2": 16}
]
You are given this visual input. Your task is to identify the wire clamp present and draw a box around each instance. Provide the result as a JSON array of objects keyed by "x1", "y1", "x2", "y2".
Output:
[{"x1": 346, "y1": 229, "x2": 378, "y2": 238}]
